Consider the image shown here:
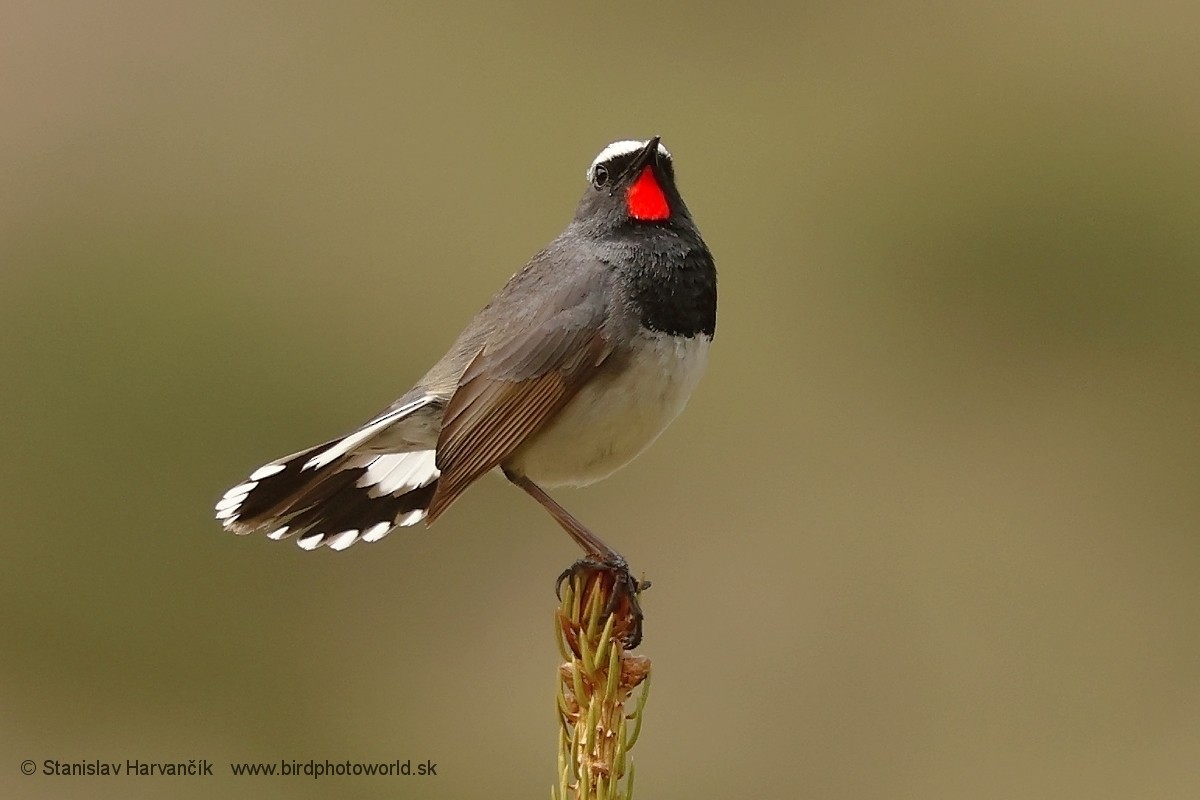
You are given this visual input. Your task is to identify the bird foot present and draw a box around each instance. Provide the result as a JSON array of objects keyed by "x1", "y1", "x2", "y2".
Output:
[{"x1": 556, "y1": 555, "x2": 649, "y2": 649}]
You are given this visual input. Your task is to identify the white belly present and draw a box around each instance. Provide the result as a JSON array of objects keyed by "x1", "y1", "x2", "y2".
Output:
[{"x1": 506, "y1": 330, "x2": 711, "y2": 487}]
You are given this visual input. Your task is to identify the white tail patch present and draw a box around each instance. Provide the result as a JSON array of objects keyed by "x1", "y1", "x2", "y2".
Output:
[
  {"x1": 215, "y1": 495, "x2": 247, "y2": 514},
  {"x1": 303, "y1": 396, "x2": 435, "y2": 471},
  {"x1": 362, "y1": 521, "x2": 393, "y2": 542},
  {"x1": 297, "y1": 534, "x2": 323, "y2": 551},
  {"x1": 326, "y1": 530, "x2": 360, "y2": 551},
  {"x1": 217, "y1": 395, "x2": 442, "y2": 550},
  {"x1": 249, "y1": 463, "x2": 286, "y2": 481},
  {"x1": 220, "y1": 481, "x2": 257, "y2": 501},
  {"x1": 214, "y1": 480, "x2": 258, "y2": 521},
  {"x1": 396, "y1": 509, "x2": 425, "y2": 527},
  {"x1": 356, "y1": 450, "x2": 440, "y2": 497}
]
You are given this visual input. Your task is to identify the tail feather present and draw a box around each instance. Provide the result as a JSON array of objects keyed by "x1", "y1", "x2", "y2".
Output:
[
  {"x1": 215, "y1": 400, "x2": 444, "y2": 551},
  {"x1": 289, "y1": 481, "x2": 437, "y2": 550},
  {"x1": 218, "y1": 441, "x2": 338, "y2": 527}
]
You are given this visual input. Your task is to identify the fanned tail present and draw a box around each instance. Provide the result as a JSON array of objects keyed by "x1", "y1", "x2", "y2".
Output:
[{"x1": 214, "y1": 397, "x2": 442, "y2": 550}]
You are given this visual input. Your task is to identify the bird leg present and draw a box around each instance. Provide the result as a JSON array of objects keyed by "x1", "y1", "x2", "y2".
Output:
[
  {"x1": 504, "y1": 469, "x2": 647, "y2": 646},
  {"x1": 504, "y1": 470, "x2": 623, "y2": 562}
]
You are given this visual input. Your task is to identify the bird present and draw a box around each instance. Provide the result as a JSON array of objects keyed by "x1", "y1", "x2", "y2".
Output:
[{"x1": 215, "y1": 137, "x2": 716, "y2": 589}]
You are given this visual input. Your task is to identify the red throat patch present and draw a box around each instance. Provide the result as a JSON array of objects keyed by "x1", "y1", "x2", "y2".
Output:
[{"x1": 626, "y1": 166, "x2": 670, "y2": 221}]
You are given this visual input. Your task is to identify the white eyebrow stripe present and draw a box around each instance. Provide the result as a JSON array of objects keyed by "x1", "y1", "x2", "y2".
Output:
[{"x1": 586, "y1": 139, "x2": 672, "y2": 183}]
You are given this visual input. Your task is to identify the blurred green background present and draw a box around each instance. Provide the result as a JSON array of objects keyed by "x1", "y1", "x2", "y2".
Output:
[{"x1": 3, "y1": 2, "x2": 1198, "y2": 798}]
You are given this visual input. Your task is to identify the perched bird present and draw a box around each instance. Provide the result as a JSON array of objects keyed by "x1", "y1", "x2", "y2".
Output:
[{"x1": 215, "y1": 137, "x2": 716, "y2": 585}]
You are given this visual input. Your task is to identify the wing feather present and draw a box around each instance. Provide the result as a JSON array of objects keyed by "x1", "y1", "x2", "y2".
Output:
[{"x1": 426, "y1": 314, "x2": 612, "y2": 521}]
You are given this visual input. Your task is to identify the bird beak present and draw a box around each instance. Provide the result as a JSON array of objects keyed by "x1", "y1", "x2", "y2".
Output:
[{"x1": 625, "y1": 136, "x2": 662, "y2": 177}]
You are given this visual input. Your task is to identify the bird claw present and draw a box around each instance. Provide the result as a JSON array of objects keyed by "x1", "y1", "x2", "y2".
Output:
[{"x1": 556, "y1": 555, "x2": 649, "y2": 648}]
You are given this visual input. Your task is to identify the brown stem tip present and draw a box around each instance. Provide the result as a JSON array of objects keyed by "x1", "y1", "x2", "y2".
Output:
[{"x1": 554, "y1": 563, "x2": 652, "y2": 800}]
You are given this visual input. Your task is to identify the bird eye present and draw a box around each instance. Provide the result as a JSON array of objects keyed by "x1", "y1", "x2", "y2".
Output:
[{"x1": 591, "y1": 165, "x2": 610, "y2": 189}]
